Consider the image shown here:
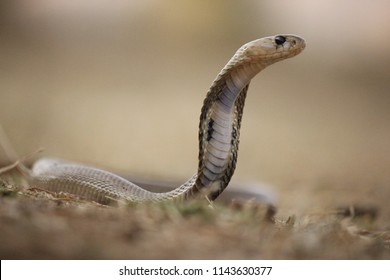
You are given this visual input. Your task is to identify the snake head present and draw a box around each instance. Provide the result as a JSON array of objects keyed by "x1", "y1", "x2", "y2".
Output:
[{"x1": 237, "y1": 34, "x2": 306, "y2": 66}]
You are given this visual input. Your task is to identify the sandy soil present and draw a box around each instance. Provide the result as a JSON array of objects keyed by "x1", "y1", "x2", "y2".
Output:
[{"x1": 0, "y1": 169, "x2": 389, "y2": 260}]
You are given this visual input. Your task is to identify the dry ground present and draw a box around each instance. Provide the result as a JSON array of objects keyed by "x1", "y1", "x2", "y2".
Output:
[{"x1": 0, "y1": 169, "x2": 389, "y2": 260}]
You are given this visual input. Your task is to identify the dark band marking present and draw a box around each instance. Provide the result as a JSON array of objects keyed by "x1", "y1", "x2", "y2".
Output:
[{"x1": 207, "y1": 118, "x2": 214, "y2": 141}]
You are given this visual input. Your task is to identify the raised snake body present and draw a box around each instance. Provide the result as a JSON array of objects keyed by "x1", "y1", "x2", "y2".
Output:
[{"x1": 29, "y1": 35, "x2": 305, "y2": 204}]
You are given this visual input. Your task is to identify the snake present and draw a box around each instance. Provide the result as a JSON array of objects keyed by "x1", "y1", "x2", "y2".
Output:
[{"x1": 26, "y1": 34, "x2": 305, "y2": 204}]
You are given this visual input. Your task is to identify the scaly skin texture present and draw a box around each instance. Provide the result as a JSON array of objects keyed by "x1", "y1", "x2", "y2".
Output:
[{"x1": 30, "y1": 35, "x2": 305, "y2": 204}]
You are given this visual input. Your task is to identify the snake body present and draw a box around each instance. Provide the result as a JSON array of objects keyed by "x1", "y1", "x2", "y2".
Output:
[{"x1": 30, "y1": 35, "x2": 305, "y2": 204}]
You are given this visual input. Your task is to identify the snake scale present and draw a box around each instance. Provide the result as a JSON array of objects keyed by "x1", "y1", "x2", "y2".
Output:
[{"x1": 27, "y1": 35, "x2": 305, "y2": 204}]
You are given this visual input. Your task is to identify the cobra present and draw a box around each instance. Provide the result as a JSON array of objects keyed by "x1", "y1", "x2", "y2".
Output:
[{"x1": 28, "y1": 35, "x2": 305, "y2": 204}]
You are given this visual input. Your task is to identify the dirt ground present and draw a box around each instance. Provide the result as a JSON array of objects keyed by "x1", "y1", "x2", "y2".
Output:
[
  {"x1": 0, "y1": 168, "x2": 389, "y2": 260},
  {"x1": 1, "y1": 1, "x2": 390, "y2": 260}
]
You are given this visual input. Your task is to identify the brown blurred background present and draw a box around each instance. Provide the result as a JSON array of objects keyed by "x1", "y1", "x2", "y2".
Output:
[{"x1": 1, "y1": 1, "x2": 389, "y2": 221}]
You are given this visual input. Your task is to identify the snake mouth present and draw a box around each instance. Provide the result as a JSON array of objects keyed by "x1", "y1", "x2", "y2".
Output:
[{"x1": 276, "y1": 35, "x2": 306, "y2": 61}]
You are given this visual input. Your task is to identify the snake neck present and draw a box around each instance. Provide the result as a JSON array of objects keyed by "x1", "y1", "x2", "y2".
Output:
[{"x1": 191, "y1": 61, "x2": 266, "y2": 200}]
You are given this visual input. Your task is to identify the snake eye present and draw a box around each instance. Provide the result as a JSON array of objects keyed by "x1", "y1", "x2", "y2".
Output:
[{"x1": 275, "y1": 35, "x2": 286, "y2": 45}]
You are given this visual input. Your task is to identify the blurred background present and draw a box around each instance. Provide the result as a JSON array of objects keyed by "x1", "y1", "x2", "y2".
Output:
[{"x1": 1, "y1": 0, "x2": 389, "y2": 220}]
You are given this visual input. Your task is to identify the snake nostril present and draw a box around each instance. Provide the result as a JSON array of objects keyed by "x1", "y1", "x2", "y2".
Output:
[{"x1": 275, "y1": 35, "x2": 286, "y2": 45}]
